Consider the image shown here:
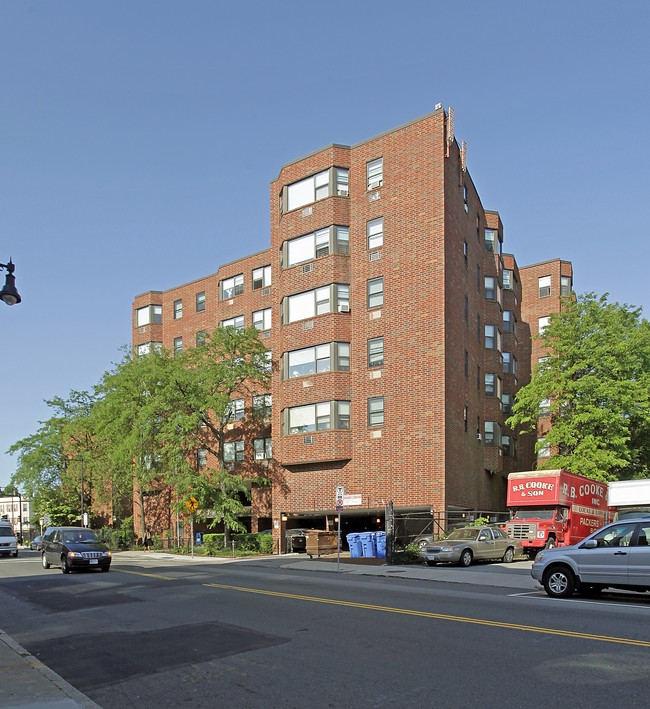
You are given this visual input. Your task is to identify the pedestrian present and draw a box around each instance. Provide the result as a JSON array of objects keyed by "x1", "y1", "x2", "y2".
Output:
[{"x1": 144, "y1": 531, "x2": 152, "y2": 551}]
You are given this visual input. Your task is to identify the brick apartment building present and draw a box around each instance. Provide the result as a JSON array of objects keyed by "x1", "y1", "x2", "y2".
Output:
[{"x1": 132, "y1": 106, "x2": 572, "y2": 539}]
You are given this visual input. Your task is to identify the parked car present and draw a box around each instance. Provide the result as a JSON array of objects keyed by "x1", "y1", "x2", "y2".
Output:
[
  {"x1": 285, "y1": 529, "x2": 316, "y2": 553},
  {"x1": 41, "y1": 526, "x2": 111, "y2": 574},
  {"x1": 0, "y1": 520, "x2": 18, "y2": 558},
  {"x1": 418, "y1": 525, "x2": 522, "y2": 567},
  {"x1": 30, "y1": 536, "x2": 42, "y2": 551},
  {"x1": 531, "y1": 517, "x2": 650, "y2": 599}
]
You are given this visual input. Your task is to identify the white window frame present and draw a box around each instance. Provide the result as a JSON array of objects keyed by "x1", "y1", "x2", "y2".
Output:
[
  {"x1": 367, "y1": 158, "x2": 383, "y2": 190},
  {"x1": 252, "y1": 265, "x2": 272, "y2": 290},
  {"x1": 367, "y1": 217, "x2": 384, "y2": 249},
  {"x1": 224, "y1": 440, "x2": 245, "y2": 462},
  {"x1": 136, "y1": 304, "x2": 162, "y2": 327},
  {"x1": 254, "y1": 437, "x2": 273, "y2": 460},
  {"x1": 368, "y1": 396, "x2": 385, "y2": 427},
  {"x1": 284, "y1": 284, "x2": 349, "y2": 323},
  {"x1": 221, "y1": 315, "x2": 244, "y2": 331},
  {"x1": 284, "y1": 400, "x2": 351, "y2": 434},
  {"x1": 221, "y1": 274, "x2": 244, "y2": 299},
  {"x1": 538, "y1": 316, "x2": 551, "y2": 335},
  {"x1": 538, "y1": 275, "x2": 551, "y2": 298},
  {"x1": 253, "y1": 308, "x2": 272, "y2": 331},
  {"x1": 173, "y1": 299, "x2": 183, "y2": 319},
  {"x1": 367, "y1": 277, "x2": 384, "y2": 309}
]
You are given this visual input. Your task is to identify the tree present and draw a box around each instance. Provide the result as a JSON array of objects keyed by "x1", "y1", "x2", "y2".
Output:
[{"x1": 507, "y1": 293, "x2": 650, "y2": 481}]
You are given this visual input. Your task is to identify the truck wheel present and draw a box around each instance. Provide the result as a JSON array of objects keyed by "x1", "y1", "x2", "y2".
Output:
[
  {"x1": 41, "y1": 554, "x2": 50, "y2": 569},
  {"x1": 543, "y1": 565, "x2": 575, "y2": 598},
  {"x1": 502, "y1": 547, "x2": 515, "y2": 563},
  {"x1": 458, "y1": 549, "x2": 473, "y2": 567},
  {"x1": 544, "y1": 538, "x2": 556, "y2": 550}
]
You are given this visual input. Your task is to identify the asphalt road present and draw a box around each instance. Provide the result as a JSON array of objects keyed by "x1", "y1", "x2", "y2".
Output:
[{"x1": 2, "y1": 550, "x2": 650, "y2": 708}]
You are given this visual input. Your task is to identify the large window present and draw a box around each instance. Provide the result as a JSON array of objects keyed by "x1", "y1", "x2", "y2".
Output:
[
  {"x1": 502, "y1": 269, "x2": 513, "y2": 290},
  {"x1": 174, "y1": 337, "x2": 182, "y2": 356},
  {"x1": 221, "y1": 274, "x2": 244, "y2": 299},
  {"x1": 283, "y1": 342, "x2": 350, "y2": 379},
  {"x1": 485, "y1": 373, "x2": 501, "y2": 398},
  {"x1": 252, "y1": 266, "x2": 271, "y2": 290},
  {"x1": 136, "y1": 304, "x2": 162, "y2": 327},
  {"x1": 538, "y1": 316, "x2": 551, "y2": 335},
  {"x1": 484, "y1": 229, "x2": 497, "y2": 253},
  {"x1": 368, "y1": 396, "x2": 385, "y2": 427},
  {"x1": 367, "y1": 217, "x2": 384, "y2": 249},
  {"x1": 367, "y1": 277, "x2": 384, "y2": 309},
  {"x1": 224, "y1": 440, "x2": 245, "y2": 462},
  {"x1": 368, "y1": 337, "x2": 384, "y2": 368},
  {"x1": 503, "y1": 352, "x2": 516, "y2": 375},
  {"x1": 285, "y1": 167, "x2": 349, "y2": 212},
  {"x1": 503, "y1": 310, "x2": 516, "y2": 333},
  {"x1": 560, "y1": 275, "x2": 572, "y2": 296},
  {"x1": 538, "y1": 275, "x2": 551, "y2": 298},
  {"x1": 283, "y1": 284, "x2": 350, "y2": 323},
  {"x1": 253, "y1": 308, "x2": 272, "y2": 331},
  {"x1": 228, "y1": 398, "x2": 245, "y2": 420},
  {"x1": 484, "y1": 276, "x2": 498, "y2": 301},
  {"x1": 253, "y1": 394, "x2": 272, "y2": 417},
  {"x1": 284, "y1": 226, "x2": 349, "y2": 267},
  {"x1": 502, "y1": 393, "x2": 513, "y2": 415},
  {"x1": 136, "y1": 342, "x2": 162, "y2": 356},
  {"x1": 174, "y1": 299, "x2": 183, "y2": 319},
  {"x1": 283, "y1": 400, "x2": 351, "y2": 434},
  {"x1": 196, "y1": 292, "x2": 206, "y2": 312},
  {"x1": 254, "y1": 437, "x2": 272, "y2": 460},
  {"x1": 367, "y1": 158, "x2": 383, "y2": 189},
  {"x1": 484, "y1": 325, "x2": 501, "y2": 350},
  {"x1": 485, "y1": 421, "x2": 501, "y2": 446},
  {"x1": 221, "y1": 315, "x2": 244, "y2": 331}
]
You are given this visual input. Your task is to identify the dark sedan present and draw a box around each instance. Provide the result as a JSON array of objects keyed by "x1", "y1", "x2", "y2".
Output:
[
  {"x1": 41, "y1": 526, "x2": 111, "y2": 573},
  {"x1": 30, "y1": 536, "x2": 42, "y2": 550}
]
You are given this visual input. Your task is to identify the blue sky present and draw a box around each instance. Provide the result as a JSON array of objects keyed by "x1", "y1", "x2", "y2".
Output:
[{"x1": 2, "y1": 1, "x2": 649, "y2": 489}]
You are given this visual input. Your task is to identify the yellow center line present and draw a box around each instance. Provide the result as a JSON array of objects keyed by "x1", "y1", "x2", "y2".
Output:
[
  {"x1": 204, "y1": 583, "x2": 650, "y2": 648},
  {"x1": 115, "y1": 568, "x2": 177, "y2": 581}
]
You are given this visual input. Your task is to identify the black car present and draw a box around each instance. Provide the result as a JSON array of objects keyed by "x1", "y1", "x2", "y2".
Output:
[
  {"x1": 286, "y1": 529, "x2": 314, "y2": 553},
  {"x1": 41, "y1": 526, "x2": 111, "y2": 574}
]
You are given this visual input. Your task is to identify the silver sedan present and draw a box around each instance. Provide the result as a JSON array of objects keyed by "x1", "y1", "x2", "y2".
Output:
[{"x1": 419, "y1": 525, "x2": 522, "y2": 567}]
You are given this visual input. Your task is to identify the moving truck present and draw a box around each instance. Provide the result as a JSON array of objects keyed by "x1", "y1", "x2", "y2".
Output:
[
  {"x1": 506, "y1": 469, "x2": 608, "y2": 556},
  {"x1": 607, "y1": 478, "x2": 650, "y2": 520}
]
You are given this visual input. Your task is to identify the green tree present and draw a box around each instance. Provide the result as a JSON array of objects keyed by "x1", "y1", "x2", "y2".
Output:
[{"x1": 507, "y1": 293, "x2": 650, "y2": 481}]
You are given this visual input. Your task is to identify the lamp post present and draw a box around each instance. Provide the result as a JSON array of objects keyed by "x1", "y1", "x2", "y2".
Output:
[{"x1": 0, "y1": 259, "x2": 21, "y2": 306}]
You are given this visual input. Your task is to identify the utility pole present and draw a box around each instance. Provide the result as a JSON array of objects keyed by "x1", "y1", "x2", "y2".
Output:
[{"x1": 386, "y1": 500, "x2": 394, "y2": 566}]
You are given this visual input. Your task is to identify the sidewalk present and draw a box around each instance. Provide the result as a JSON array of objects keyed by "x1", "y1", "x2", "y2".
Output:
[{"x1": 0, "y1": 550, "x2": 537, "y2": 707}]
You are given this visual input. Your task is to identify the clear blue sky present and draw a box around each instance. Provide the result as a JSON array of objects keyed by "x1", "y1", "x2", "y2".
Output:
[{"x1": 2, "y1": 1, "x2": 649, "y2": 489}]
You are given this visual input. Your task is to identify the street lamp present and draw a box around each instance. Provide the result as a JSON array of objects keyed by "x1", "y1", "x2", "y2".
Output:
[{"x1": 0, "y1": 259, "x2": 21, "y2": 306}]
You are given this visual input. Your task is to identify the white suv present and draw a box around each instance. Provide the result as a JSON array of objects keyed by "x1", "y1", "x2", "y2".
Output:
[
  {"x1": 531, "y1": 517, "x2": 650, "y2": 598},
  {"x1": 0, "y1": 520, "x2": 18, "y2": 558}
]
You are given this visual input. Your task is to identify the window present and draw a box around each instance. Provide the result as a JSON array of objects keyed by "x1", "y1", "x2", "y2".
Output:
[
  {"x1": 476, "y1": 264, "x2": 481, "y2": 291},
  {"x1": 464, "y1": 240, "x2": 468, "y2": 267},
  {"x1": 484, "y1": 276, "x2": 497, "y2": 301},
  {"x1": 253, "y1": 308, "x2": 272, "y2": 331},
  {"x1": 174, "y1": 299, "x2": 183, "y2": 319},
  {"x1": 503, "y1": 310, "x2": 515, "y2": 333},
  {"x1": 463, "y1": 184, "x2": 468, "y2": 212},
  {"x1": 253, "y1": 265, "x2": 272, "y2": 290},
  {"x1": 285, "y1": 167, "x2": 349, "y2": 212},
  {"x1": 485, "y1": 421, "x2": 501, "y2": 446},
  {"x1": 284, "y1": 226, "x2": 349, "y2": 267},
  {"x1": 368, "y1": 337, "x2": 384, "y2": 368},
  {"x1": 502, "y1": 269, "x2": 513, "y2": 290},
  {"x1": 284, "y1": 342, "x2": 350, "y2": 378},
  {"x1": 367, "y1": 158, "x2": 383, "y2": 189},
  {"x1": 367, "y1": 218, "x2": 384, "y2": 249},
  {"x1": 174, "y1": 337, "x2": 182, "y2": 356},
  {"x1": 464, "y1": 295, "x2": 468, "y2": 324},
  {"x1": 537, "y1": 437, "x2": 551, "y2": 458},
  {"x1": 502, "y1": 435, "x2": 514, "y2": 457},
  {"x1": 502, "y1": 393, "x2": 513, "y2": 415},
  {"x1": 254, "y1": 437, "x2": 272, "y2": 460},
  {"x1": 485, "y1": 373, "x2": 499, "y2": 397},
  {"x1": 284, "y1": 284, "x2": 349, "y2": 323},
  {"x1": 484, "y1": 229, "x2": 497, "y2": 253},
  {"x1": 221, "y1": 315, "x2": 244, "y2": 331},
  {"x1": 224, "y1": 440, "x2": 244, "y2": 462},
  {"x1": 197, "y1": 448, "x2": 207, "y2": 469},
  {"x1": 221, "y1": 274, "x2": 244, "y2": 299},
  {"x1": 464, "y1": 405, "x2": 468, "y2": 433},
  {"x1": 136, "y1": 342, "x2": 162, "y2": 356},
  {"x1": 253, "y1": 394, "x2": 272, "y2": 417},
  {"x1": 502, "y1": 352, "x2": 516, "y2": 375},
  {"x1": 284, "y1": 401, "x2": 351, "y2": 434},
  {"x1": 368, "y1": 396, "x2": 384, "y2": 426},
  {"x1": 484, "y1": 324, "x2": 501, "y2": 350},
  {"x1": 196, "y1": 331, "x2": 206, "y2": 347},
  {"x1": 136, "y1": 304, "x2": 162, "y2": 327},
  {"x1": 539, "y1": 398, "x2": 551, "y2": 416},
  {"x1": 560, "y1": 275, "x2": 572, "y2": 296},
  {"x1": 538, "y1": 275, "x2": 551, "y2": 298},
  {"x1": 196, "y1": 291, "x2": 206, "y2": 312},
  {"x1": 538, "y1": 316, "x2": 551, "y2": 335},
  {"x1": 228, "y1": 398, "x2": 245, "y2": 420},
  {"x1": 464, "y1": 349, "x2": 468, "y2": 378},
  {"x1": 367, "y1": 277, "x2": 384, "y2": 309}
]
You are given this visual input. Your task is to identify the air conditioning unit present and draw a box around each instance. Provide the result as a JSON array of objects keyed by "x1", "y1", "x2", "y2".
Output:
[
  {"x1": 477, "y1": 433, "x2": 482, "y2": 441},
  {"x1": 338, "y1": 304, "x2": 350, "y2": 313},
  {"x1": 303, "y1": 435, "x2": 314, "y2": 444},
  {"x1": 369, "y1": 251, "x2": 381, "y2": 262},
  {"x1": 338, "y1": 188, "x2": 349, "y2": 196},
  {"x1": 139, "y1": 327, "x2": 146, "y2": 334},
  {"x1": 302, "y1": 263, "x2": 313, "y2": 274},
  {"x1": 262, "y1": 287, "x2": 270, "y2": 296},
  {"x1": 368, "y1": 179, "x2": 382, "y2": 189}
]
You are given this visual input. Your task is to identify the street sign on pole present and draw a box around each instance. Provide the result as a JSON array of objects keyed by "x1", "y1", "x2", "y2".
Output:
[{"x1": 335, "y1": 485, "x2": 344, "y2": 570}]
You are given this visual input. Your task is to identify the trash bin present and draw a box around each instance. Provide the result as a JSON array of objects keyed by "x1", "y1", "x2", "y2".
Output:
[
  {"x1": 305, "y1": 531, "x2": 339, "y2": 558},
  {"x1": 347, "y1": 533, "x2": 362, "y2": 558},
  {"x1": 375, "y1": 531, "x2": 386, "y2": 559},
  {"x1": 360, "y1": 532, "x2": 376, "y2": 558}
]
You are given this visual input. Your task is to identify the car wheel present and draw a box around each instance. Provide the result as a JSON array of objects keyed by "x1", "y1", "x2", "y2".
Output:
[
  {"x1": 543, "y1": 565, "x2": 575, "y2": 598},
  {"x1": 458, "y1": 549, "x2": 473, "y2": 567},
  {"x1": 502, "y1": 547, "x2": 515, "y2": 563},
  {"x1": 61, "y1": 556, "x2": 71, "y2": 574},
  {"x1": 101, "y1": 566, "x2": 110, "y2": 573},
  {"x1": 41, "y1": 554, "x2": 50, "y2": 569},
  {"x1": 426, "y1": 561, "x2": 437, "y2": 567},
  {"x1": 12, "y1": 551, "x2": 18, "y2": 558}
]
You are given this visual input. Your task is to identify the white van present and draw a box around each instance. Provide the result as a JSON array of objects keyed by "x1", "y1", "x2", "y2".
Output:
[{"x1": 0, "y1": 520, "x2": 18, "y2": 557}]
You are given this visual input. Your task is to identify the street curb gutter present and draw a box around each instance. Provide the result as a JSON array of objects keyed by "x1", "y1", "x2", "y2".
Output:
[{"x1": 0, "y1": 629, "x2": 101, "y2": 709}]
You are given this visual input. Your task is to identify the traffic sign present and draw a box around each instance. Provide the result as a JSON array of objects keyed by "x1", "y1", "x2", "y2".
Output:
[
  {"x1": 186, "y1": 497, "x2": 198, "y2": 513},
  {"x1": 335, "y1": 484, "x2": 344, "y2": 510}
]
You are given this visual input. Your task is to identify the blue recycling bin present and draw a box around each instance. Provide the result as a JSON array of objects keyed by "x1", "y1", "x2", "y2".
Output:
[
  {"x1": 346, "y1": 533, "x2": 362, "y2": 558},
  {"x1": 360, "y1": 532, "x2": 376, "y2": 558},
  {"x1": 375, "y1": 531, "x2": 386, "y2": 559}
]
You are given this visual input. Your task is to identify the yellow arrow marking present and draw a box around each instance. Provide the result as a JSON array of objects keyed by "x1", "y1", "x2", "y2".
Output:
[{"x1": 114, "y1": 568, "x2": 177, "y2": 581}]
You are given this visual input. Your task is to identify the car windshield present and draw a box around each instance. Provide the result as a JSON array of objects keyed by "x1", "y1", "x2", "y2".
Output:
[
  {"x1": 513, "y1": 509, "x2": 555, "y2": 520},
  {"x1": 446, "y1": 528, "x2": 480, "y2": 541},
  {"x1": 63, "y1": 530, "x2": 100, "y2": 544},
  {"x1": 0, "y1": 528, "x2": 16, "y2": 538}
]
